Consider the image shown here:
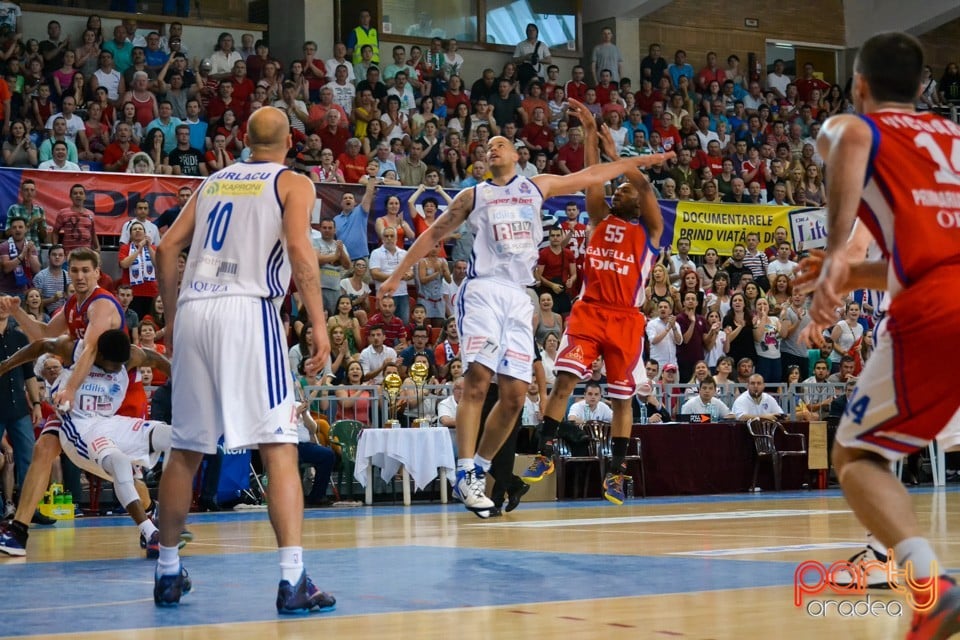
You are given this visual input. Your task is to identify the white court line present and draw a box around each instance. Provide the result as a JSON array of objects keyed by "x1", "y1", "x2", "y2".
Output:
[
  {"x1": 469, "y1": 509, "x2": 850, "y2": 528},
  {"x1": 668, "y1": 542, "x2": 867, "y2": 557}
]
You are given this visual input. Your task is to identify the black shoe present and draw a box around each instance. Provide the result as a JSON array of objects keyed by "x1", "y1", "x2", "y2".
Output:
[
  {"x1": 486, "y1": 505, "x2": 503, "y2": 517},
  {"x1": 31, "y1": 510, "x2": 56, "y2": 526},
  {"x1": 505, "y1": 481, "x2": 531, "y2": 513},
  {"x1": 305, "y1": 498, "x2": 334, "y2": 508},
  {"x1": 197, "y1": 499, "x2": 221, "y2": 512}
]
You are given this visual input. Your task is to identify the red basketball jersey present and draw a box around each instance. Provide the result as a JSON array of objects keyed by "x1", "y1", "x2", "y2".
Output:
[
  {"x1": 63, "y1": 287, "x2": 125, "y2": 339},
  {"x1": 858, "y1": 112, "x2": 960, "y2": 289},
  {"x1": 580, "y1": 215, "x2": 656, "y2": 308}
]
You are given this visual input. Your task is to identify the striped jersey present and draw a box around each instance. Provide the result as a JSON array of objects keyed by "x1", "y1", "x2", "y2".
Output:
[
  {"x1": 466, "y1": 175, "x2": 543, "y2": 286},
  {"x1": 858, "y1": 111, "x2": 960, "y2": 296},
  {"x1": 180, "y1": 161, "x2": 292, "y2": 303},
  {"x1": 580, "y1": 214, "x2": 656, "y2": 308}
]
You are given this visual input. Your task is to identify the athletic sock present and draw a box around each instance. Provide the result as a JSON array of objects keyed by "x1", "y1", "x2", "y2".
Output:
[
  {"x1": 473, "y1": 454, "x2": 491, "y2": 473},
  {"x1": 541, "y1": 416, "x2": 560, "y2": 456},
  {"x1": 611, "y1": 437, "x2": 629, "y2": 475},
  {"x1": 894, "y1": 537, "x2": 945, "y2": 609},
  {"x1": 156, "y1": 544, "x2": 180, "y2": 577},
  {"x1": 138, "y1": 518, "x2": 158, "y2": 540},
  {"x1": 279, "y1": 546, "x2": 304, "y2": 584},
  {"x1": 457, "y1": 458, "x2": 474, "y2": 474}
]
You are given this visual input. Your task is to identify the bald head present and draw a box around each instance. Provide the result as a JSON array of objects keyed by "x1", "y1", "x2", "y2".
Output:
[{"x1": 246, "y1": 107, "x2": 290, "y2": 149}]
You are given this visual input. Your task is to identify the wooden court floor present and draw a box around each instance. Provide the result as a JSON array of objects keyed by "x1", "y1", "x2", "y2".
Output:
[{"x1": 3, "y1": 487, "x2": 959, "y2": 639}]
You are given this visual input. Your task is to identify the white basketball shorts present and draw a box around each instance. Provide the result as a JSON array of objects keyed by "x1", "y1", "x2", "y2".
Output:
[
  {"x1": 455, "y1": 278, "x2": 535, "y2": 383},
  {"x1": 171, "y1": 296, "x2": 298, "y2": 454}
]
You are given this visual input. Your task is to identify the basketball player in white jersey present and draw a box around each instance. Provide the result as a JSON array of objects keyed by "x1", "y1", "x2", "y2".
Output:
[
  {"x1": 152, "y1": 106, "x2": 334, "y2": 612},
  {"x1": 0, "y1": 330, "x2": 181, "y2": 558},
  {"x1": 380, "y1": 100, "x2": 674, "y2": 516},
  {"x1": 797, "y1": 220, "x2": 960, "y2": 590}
]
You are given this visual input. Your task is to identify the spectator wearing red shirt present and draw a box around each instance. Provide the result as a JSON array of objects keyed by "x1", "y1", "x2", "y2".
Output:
[
  {"x1": 697, "y1": 52, "x2": 727, "y2": 92},
  {"x1": 206, "y1": 78, "x2": 245, "y2": 124},
  {"x1": 593, "y1": 69, "x2": 617, "y2": 104},
  {"x1": 564, "y1": 65, "x2": 588, "y2": 103},
  {"x1": 634, "y1": 78, "x2": 663, "y2": 115},
  {"x1": 705, "y1": 140, "x2": 725, "y2": 176},
  {"x1": 337, "y1": 138, "x2": 367, "y2": 183},
  {"x1": 794, "y1": 62, "x2": 831, "y2": 104},
  {"x1": 520, "y1": 106, "x2": 554, "y2": 155},
  {"x1": 318, "y1": 109, "x2": 349, "y2": 157},
  {"x1": 301, "y1": 40, "x2": 328, "y2": 102},
  {"x1": 228, "y1": 59, "x2": 255, "y2": 107},
  {"x1": 433, "y1": 316, "x2": 460, "y2": 373},
  {"x1": 102, "y1": 122, "x2": 141, "y2": 172},
  {"x1": 366, "y1": 295, "x2": 409, "y2": 349},
  {"x1": 117, "y1": 220, "x2": 158, "y2": 318},
  {"x1": 654, "y1": 112, "x2": 682, "y2": 152},
  {"x1": 204, "y1": 133, "x2": 235, "y2": 173},
  {"x1": 555, "y1": 126, "x2": 584, "y2": 174},
  {"x1": 52, "y1": 184, "x2": 99, "y2": 254},
  {"x1": 535, "y1": 226, "x2": 577, "y2": 315}
]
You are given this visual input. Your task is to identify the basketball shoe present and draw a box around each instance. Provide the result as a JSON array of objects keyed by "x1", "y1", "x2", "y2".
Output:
[
  {"x1": 907, "y1": 579, "x2": 960, "y2": 640},
  {"x1": 276, "y1": 570, "x2": 336, "y2": 614},
  {"x1": 154, "y1": 564, "x2": 192, "y2": 606},
  {"x1": 521, "y1": 455, "x2": 554, "y2": 483},
  {"x1": 827, "y1": 545, "x2": 897, "y2": 589},
  {"x1": 453, "y1": 466, "x2": 494, "y2": 517},
  {"x1": 0, "y1": 520, "x2": 26, "y2": 557},
  {"x1": 603, "y1": 473, "x2": 627, "y2": 505}
]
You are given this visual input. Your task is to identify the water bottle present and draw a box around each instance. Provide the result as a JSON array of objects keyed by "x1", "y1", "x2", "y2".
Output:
[{"x1": 639, "y1": 404, "x2": 648, "y2": 424}]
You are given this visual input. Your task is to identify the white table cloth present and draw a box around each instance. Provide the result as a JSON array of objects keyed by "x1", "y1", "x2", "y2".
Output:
[{"x1": 354, "y1": 427, "x2": 455, "y2": 505}]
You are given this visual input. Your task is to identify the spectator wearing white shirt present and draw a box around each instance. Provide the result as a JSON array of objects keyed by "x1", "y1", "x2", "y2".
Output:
[
  {"x1": 369, "y1": 226, "x2": 412, "y2": 324},
  {"x1": 566, "y1": 382, "x2": 613, "y2": 424},
  {"x1": 358, "y1": 325, "x2": 398, "y2": 384},
  {"x1": 766, "y1": 59, "x2": 791, "y2": 99},
  {"x1": 324, "y1": 65, "x2": 356, "y2": 115},
  {"x1": 387, "y1": 70, "x2": 417, "y2": 115},
  {"x1": 437, "y1": 376, "x2": 463, "y2": 427},
  {"x1": 514, "y1": 144, "x2": 538, "y2": 178},
  {"x1": 680, "y1": 377, "x2": 734, "y2": 419},
  {"x1": 766, "y1": 241, "x2": 798, "y2": 280},
  {"x1": 38, "y1": 141, "x2": 81, "y2": 171},
  {"x1": 646, "y1": 299, "x2": 682, "y2": 369},
  {"x1": 326, "y1": 42, "x2": 355, "y2": 84},
  {"x1": 119, "y1": 200, "x2": 162, "y2": 245},
  {"x1": 731, "y1": 374, "x2": 785, "y2": 420},
  {"x1": 668, "y1": 238, "x2": 696, "y2": 285},
  {"x1": 45, "y1": 96, "x2": 86, "y2": 146}
]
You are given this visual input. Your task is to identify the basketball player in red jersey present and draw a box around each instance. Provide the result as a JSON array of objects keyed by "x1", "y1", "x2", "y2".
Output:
[
  {"x1": 808, "y1": 33, "x2": 960, "y2": 639},
  {"x1": 523, "y1": 101, "x2": 668, "y2": 504},
  {"x1": 0, "y1": 248, "x2": 152, "y2": 556}
]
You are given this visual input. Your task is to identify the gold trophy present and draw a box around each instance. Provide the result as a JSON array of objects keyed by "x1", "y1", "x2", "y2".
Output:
[
  {"x1": 383, "y1": 373, "x2": 402, "y2": 429},
  {"x1": 409, "y1": 362, "x2": 430, "y2": 428}
]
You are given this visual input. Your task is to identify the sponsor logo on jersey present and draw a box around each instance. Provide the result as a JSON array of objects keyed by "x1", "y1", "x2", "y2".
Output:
[
  {"x1": 565, "y1": 344, "x2": 586, "y2": 363},
  {"x1": 204, "y1": 180, "x2": 266, "y2": 197},
  {"x1": 519, "y1": 181, "x2": 531, "y2": 194}
]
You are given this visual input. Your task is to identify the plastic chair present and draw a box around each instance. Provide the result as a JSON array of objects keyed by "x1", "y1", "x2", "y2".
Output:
[
  {"x1": 590, "y1": 420, "x2": 646, "y2": 498},
  {"x1": 746, "y1": 418, "x2": 807, "y2": 491},
  {"x1": 329, "y1": 420, "x2": 364, "y2": 499},
  {"x1": 554, "y1": 422, "x2": 603, "y2": 499}
]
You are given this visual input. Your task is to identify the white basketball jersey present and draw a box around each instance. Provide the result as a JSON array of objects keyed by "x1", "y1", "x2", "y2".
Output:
[
  {"x1": 466, "y1": 176, "x2": 543, "y2": 286},
  {"x1": 180, "y1": 162, "x2": 291, "y2": 303},
  {"x1": 52, "y1": 361, "x2": 129, "y2": 422}
]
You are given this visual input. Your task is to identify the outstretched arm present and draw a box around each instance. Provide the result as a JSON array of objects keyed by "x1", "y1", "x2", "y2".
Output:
[
  {"x1": 534, "y1": 150, "x2": 674, "y2": 201},
  {"x1": 570, "y1": 99, "x2": 610, "y2": 227},
  {"x1": 0, "y1": 336, "x2": 73, "y2": 377},
  {"x1": 127, "y1": 345, "x2": 172, "y2": 377}
]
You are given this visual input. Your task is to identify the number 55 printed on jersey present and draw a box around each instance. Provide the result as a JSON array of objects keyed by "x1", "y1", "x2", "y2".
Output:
[{"x1": 203, "y1": 202, "x2": 233, "y2": 251}]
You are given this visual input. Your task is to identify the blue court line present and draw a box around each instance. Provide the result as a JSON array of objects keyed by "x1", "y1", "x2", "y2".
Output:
[
  {"x1": 55, "y1": 485, "x2": 960, "y2": 530},
  {"x1": 0, "y1": 545, "x2": 804, "y2": 637}
]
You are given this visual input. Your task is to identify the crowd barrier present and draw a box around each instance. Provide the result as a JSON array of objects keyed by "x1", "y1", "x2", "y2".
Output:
[{"x1": 0, "y1": 168, "x2": 827, "y2": 255}]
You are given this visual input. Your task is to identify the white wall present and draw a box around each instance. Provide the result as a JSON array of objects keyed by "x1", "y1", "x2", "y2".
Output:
[
  {"x1": 22, "y1": 10, "x2": 264, "y2": 65},
  {"x1": 844, "y1": 0, "x2": 960, "y2": 47}
]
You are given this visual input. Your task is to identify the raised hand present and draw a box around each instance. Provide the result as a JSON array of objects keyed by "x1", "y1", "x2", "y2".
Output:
[
  {"x1": 566, "y1": 99, "x2": 595, "y2": 130},
  {"x1": 794, "y1": 248, "x2": 825, "y2": 294},
  {"x1": 598, "y1": 124, "x2": 618, "y2": 159}
]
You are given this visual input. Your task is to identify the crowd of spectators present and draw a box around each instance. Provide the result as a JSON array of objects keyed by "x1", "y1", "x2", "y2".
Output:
[{"x1": 1, "y1": 5, "x2": 957, "y2": 508}]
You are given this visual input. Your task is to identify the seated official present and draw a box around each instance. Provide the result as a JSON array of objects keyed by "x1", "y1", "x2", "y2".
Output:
[
  {"x1": 436, "y1": 375, "x2": 463, "y2": 428},
  {"x1": 296, "y1": 401, "x2": 336, "y2": 507},
  {"x1": 680, "y1": 376, "x2": 735, "y2": 419},
  {"x1": 731, "y1": 374, "x2": 786, "y2": 420},
  {"x1": 566, "y1": 381, "x2": 613, "y2": 424}
]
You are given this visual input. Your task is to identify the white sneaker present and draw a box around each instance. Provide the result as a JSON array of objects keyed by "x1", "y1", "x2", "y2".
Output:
[
  {"x1": 829, "y1": 546, "x2": 896, "y2": 589},
  {"x1": 453, "y1": 468, "x2": 494, "y2": 517}
]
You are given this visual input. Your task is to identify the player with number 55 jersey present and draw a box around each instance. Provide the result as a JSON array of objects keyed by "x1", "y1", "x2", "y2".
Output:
[{"x1": 524, "y1": 102, "x2": 668, "y2": 506}]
